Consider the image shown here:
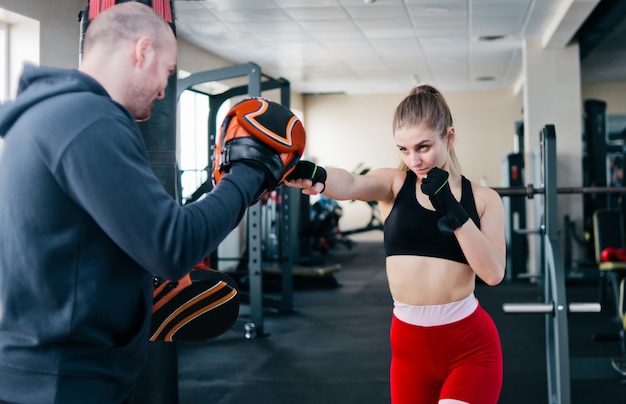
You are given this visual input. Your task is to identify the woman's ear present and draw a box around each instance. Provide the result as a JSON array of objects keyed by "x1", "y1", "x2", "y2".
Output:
[{"x1": 446, "y1": 127, "x2": 455, "y2": 146}]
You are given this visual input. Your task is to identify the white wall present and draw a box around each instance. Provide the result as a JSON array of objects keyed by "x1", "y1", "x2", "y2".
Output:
[
  {"x1": 0, "y1": 0, "x2": 83, "y2": 67},
  {"x1": 303, "y1": 91, "x2": 523, "y2": 184},
  {"x1": 445, "y1": 91, "x2": 524, "y2": 187}
]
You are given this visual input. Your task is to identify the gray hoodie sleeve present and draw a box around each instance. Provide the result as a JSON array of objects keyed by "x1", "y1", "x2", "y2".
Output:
[{"x1": 56, "y1": 113, "x2": 265, "y2": 280}]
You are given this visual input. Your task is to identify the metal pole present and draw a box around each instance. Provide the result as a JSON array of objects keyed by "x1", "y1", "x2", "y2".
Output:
[
  {"x1": 278, "y1": 82, "x2": 295, "y2": 314},
  {"x1": 502, "y1": 302, "x2": 601, "y2": 313},
  {"x1": 542, "y1": 125, "x2": 571, "y2": 404},
  {"x1": 245, "y1": 65, "x2": 265, "y2": 337}
]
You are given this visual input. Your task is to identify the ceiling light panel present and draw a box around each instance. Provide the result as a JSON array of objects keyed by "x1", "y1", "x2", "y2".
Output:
[
  {"x1": 274, "y1": 0, "x2": 342, "y2": 7},
  {"x1": 344, "y1": 4, "x2": 408, "y2": 19},
  {"x1": 283, "y1": 6, "x2": 348, "y2": 20}
]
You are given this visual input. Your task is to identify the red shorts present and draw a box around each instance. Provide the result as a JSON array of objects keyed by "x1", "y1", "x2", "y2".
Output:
[{"x1": 390, "y1": 304, "x2": 502, "y2": 404}]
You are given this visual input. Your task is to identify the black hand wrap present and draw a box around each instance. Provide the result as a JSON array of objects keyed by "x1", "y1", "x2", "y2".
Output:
[
  {"x1": 420, "y1": 167, "x2": 469, "y2": 236},
  {"x1": 286, "y1": 161, "x2": 327, "y2": 192}
]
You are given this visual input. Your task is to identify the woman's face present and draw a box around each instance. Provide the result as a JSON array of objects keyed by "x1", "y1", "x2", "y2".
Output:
[{"x1": 394, "y1": 122, "x2": 452, "y2": 178}]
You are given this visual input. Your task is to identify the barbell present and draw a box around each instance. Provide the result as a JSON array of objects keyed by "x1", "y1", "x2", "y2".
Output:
[
  {"x1": 502, "y1": 302, "x2": 601, "y2": 314},
  {"x1": 492, "y1": 184, "x2": 626, "y2": 198},
  {"x1": 498, "y1": 183, "x2": 619, "y2": 316}
]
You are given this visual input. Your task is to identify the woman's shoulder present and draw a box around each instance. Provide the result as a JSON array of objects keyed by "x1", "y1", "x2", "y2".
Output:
[{"x1": 367, "y1": 167, "x2": 408, "y2": 204}]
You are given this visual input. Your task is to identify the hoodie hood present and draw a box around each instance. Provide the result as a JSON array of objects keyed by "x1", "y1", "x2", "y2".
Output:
[{"x1": 0, "y1": 63, "x2": 109, "y2": 138}]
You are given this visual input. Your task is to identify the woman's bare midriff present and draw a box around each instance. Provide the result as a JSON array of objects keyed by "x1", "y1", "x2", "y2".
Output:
[{"x1": 386, "y1": 255, "x2": 476, "y2": 306}]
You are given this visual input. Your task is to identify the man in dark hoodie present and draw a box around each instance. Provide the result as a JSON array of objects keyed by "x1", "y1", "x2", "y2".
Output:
[{"x1": 0, "y1": 2, "x2": 286, "y2": 403}]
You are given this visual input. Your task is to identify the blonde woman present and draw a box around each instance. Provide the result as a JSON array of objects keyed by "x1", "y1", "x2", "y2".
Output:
[{"x1": 286, "y1": 85, "x2": 506, "y2": 404}]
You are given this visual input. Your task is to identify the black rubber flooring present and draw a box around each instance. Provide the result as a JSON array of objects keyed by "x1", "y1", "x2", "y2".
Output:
[{"x1": 177, "y1": 241, "x2": 626, "y2": 403}]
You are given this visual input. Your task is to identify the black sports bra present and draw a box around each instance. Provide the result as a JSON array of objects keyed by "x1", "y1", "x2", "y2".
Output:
[{"x1": 383, "y1": 170, "x2": 480, "y2": 264}]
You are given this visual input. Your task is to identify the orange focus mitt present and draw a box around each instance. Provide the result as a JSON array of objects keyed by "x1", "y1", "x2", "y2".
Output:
[{"x1": 213, "y1": 97, "x2": 306, "y2": 204}]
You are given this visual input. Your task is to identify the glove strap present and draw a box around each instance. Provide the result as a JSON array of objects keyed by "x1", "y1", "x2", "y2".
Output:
[
  {"x1": 437, "y1": 204, "x2": 469, "y2": 236},
  {"x1": 433, "y1": 179, "x2": 449, "y2": 196},
  {"x1": 312, "y1": 165, "x2": 327, "y2": 193}
]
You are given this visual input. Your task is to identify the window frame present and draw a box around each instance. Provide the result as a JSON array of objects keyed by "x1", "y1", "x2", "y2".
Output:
[{"x1": 0, "y1": 22, "x2": 8, "y2": 102}]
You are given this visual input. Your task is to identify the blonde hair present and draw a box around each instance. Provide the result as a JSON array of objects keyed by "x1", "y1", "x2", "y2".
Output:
[
  {"x1": 82, "y1": 2, "x2": 171, "y2": 57},
  {"x1": 393, "y1": 85, "x2": 460, "y2": 172}
]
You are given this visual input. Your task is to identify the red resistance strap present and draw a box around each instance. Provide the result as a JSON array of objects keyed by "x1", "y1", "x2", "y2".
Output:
[{"x1": 87, "y1": 0, "x2": 173, "y2": 23}]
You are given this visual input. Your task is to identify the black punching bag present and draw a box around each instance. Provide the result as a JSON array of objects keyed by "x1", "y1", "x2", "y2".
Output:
[{"x1": 79, "y1": 1, "x2": 179, "y2": 403}]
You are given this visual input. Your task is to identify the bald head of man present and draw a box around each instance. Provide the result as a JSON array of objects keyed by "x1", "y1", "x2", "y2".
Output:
[{"x1": 79, "y1": 2, "x2": 178, "y2": 121}]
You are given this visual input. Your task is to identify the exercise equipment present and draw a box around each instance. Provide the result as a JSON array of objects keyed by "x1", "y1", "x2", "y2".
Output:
[
  {"x1": 177, "y1": 63, "x2": 305, "y2": 338},
  {"x1": 592, "y1": 209, "x2": 626, "y2": 375},
  {"x1": 582, "y1": 100, "x2": 626, "y2": 259},
  {"x1": 305, "y1": 196, "x2": 353, "y2": 252},
  {"x1": 502, "y1": 147, "x2": 528, "y2": 281},
  {"x1": 499, "y1": 133, "x2": 625, "y2": 281},
  {"x1": 562, "y1": 214, "x2": 595, "y2": 278},
  {"x1": 500, "y1": 125, "x2": 624, "y2": 404}
]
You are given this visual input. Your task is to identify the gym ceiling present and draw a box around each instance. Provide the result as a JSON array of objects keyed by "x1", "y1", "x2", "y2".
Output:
[{"x1": 172, "y1": 0, "x2": 626, "y2": 95}]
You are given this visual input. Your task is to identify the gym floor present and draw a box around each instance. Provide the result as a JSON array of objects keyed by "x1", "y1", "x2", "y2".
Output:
[{"x1": 177, "y1": 241, "x2": 626, "y2": 404}]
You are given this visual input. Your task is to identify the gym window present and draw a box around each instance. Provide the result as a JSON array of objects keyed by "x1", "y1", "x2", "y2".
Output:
[
  {"x1": 177, "y1": 70, "x2": 230, "y2": 202},
  {"x1": 0, "y1": 22, "x2": 7, "y2": 103},
  {"x1": 0, "y1": 8, "x2": 40, "y2": 102}
]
